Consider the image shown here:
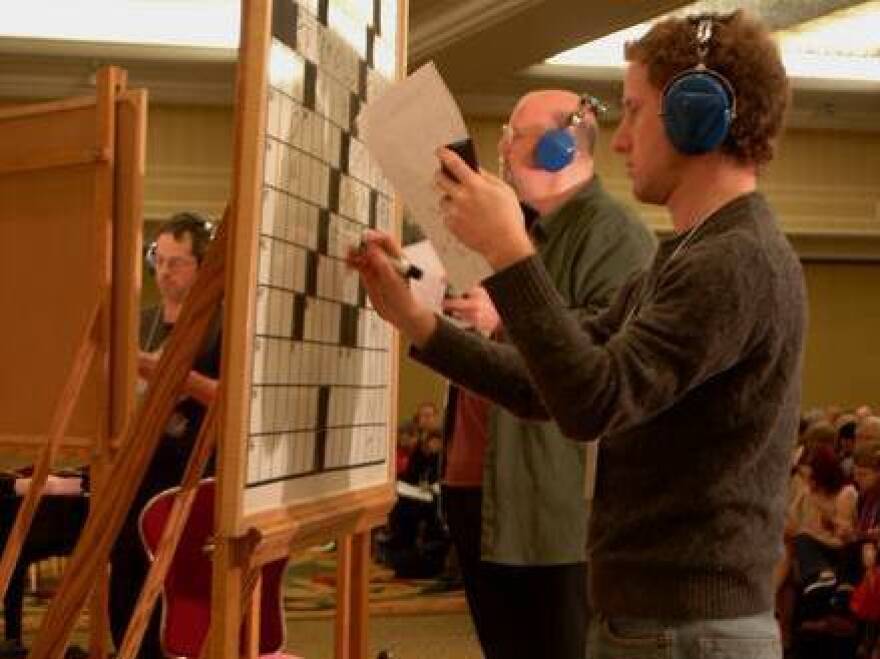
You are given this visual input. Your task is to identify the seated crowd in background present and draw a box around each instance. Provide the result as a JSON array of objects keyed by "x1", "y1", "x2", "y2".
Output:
[
  {"x1": 780, "y1": 404, "x2": 880, "y2": 658},
  {"x1": 381, "y1": 399, "x2": 880, "y2": 652},
  {"x1": 380, "y1": 402, "x2": 449, "y2": 579}
]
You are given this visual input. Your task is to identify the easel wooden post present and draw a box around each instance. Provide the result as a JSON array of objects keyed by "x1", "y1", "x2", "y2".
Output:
[
  {"x1": 0, "y1": 65, "x2": 141, "y2": 658},
  {"x1": 87, "y1": 64, "x2": 123, "y2": 659},
  {"x1": 335, "y1": 533, "x2": 371, "y2": 659},
  {"x1": 207, "y1": 0, "x2": 272, "y2": 653}
]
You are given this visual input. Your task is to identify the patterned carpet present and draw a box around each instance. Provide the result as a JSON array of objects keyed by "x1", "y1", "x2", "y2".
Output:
[
  {"x1": 5, "y1": 546, "x2": 465, "y2": 651},
  {"x1": 285, "y1": 546, "x2": 466, "y2": 619}
]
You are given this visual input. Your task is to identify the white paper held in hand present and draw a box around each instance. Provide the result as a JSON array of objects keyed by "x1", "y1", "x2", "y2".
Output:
[{"x1": 356, "y1": 62, "x2": 491, "y2": 291}]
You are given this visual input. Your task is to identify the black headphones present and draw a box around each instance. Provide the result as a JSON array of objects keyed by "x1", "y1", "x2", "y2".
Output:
[
  {"x1": 534, "y1": 94, "x2": 607, "y2": 172},
  {"x1": 145, "y1": 212, "x2": 215, "y2": 275},
  {"x1": 661, "y1": 15, "x2": 737, "y2": 155}
]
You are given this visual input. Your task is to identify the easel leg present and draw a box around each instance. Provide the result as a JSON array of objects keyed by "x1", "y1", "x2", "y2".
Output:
[
  {"x1": 335, "y1": 532, "x2": 370, "y2": 659},
  {"x1": 242, "y1": 569, "x2": 262, "y2": 659},
  {"x1": 88, "y1": 559, "x2": 110, "y2": 659},
  {"x1": 88, "y1": 442, "x2": 112, "y2": 659},
  {"x1": 210, "y1": 536, "x2": 245, "y2": 659}
]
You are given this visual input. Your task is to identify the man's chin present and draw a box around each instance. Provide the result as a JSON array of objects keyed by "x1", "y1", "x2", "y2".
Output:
[
  {"x1": 631, "y1": 183, "x2": 664, "y2": 206},
  {"x1": 158, "y1": 290, "x2": 185, "y2": 305}
]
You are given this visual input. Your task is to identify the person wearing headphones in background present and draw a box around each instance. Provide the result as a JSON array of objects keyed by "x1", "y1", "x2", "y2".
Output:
[
  {"x1": 351, "y1": 9, "x2": 806, "y2": 658},
  {"x1": 109, "y1": 212, "x2": 221, "y2": 658},
  {"x1": 440, "y1": 90, "x2": 654, "y2": 659}
]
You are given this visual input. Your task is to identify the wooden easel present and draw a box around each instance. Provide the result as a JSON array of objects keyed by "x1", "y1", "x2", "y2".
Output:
[
  {"x1": 26, "y1": 0, "x2": 406, "y2": 655},
  {"x1": 206, "y1": 1, "x2": 403, "y2": 656},
  {"x1": 0, "y1": 66, "x2": 144, "y2": 658}
]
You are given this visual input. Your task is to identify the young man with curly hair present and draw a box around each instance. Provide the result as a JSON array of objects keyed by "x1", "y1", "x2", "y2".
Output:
[{"x1": 351, "y1": 10, "x2": 806, "y2": 658}]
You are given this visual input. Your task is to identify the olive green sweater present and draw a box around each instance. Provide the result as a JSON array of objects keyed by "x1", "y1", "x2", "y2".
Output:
[
  {"x1": 415, "y1": 192, "x2": 807, "y2": 618},
  {"x1": 483, "y1": 177, "x2": 655, "y2": 565}
]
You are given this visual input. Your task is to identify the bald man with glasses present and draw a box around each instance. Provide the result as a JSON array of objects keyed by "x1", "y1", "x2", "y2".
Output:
[{"x1": 438, "y1": 90, "x2": 655, "y2": 659}]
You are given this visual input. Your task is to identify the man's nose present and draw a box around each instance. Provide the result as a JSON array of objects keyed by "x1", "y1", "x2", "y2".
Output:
[{"x1": 611, "y1": 125, "x2": 628, "y2": 153}]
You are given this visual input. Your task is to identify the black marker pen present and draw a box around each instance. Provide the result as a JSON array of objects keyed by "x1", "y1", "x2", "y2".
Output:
[
  {"x1": 358, "y1": 238, "x2": 423, "y2": 280},
  {"x1": 388, "y1": 255, "x2": 423, "y2": 280}
]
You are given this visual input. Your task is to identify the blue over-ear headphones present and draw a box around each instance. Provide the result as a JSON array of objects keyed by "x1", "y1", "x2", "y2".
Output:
[
  {"x1": 661, "y1": 16, "x2": 736, "y2": 155},
  {"x1": 534, "y1": 94, "x2": 606, "y2": 172}
]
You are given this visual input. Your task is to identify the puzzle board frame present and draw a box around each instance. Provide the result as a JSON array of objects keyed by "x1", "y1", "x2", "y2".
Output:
[{"x1": 217, "y1": 0, "x2": 404, "y2": 539}]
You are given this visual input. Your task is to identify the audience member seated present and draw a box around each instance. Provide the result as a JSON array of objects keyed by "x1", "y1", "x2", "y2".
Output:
[
  {"x1": 782, "y1": 406, "x2": 880, "y2": 657},
  {"x1": 395, "y1": 422, "x2": 418, "y2": 478},
  {"x1": 399, "y1": 429, "x2": 442, "y2": 488},
  {"x1": 839, "y1": 421, "x2": 858, "y2": 482},
  {"x1": 860, "y1": 417, "x2": 880, "y2": 444},
  {"x1": 853, "y1": 442, "x2": 880, "y2": 543},
  {"x1": 792, "y1": 446, "x2": 858, "y2": 614},
  {"x1": 802, "y1": 419, "x2": 838, "y2": 455},
  {"x1": 851, "y1": 542, "x2": 880, "y2": 658},
  {"x1": 848, "y1": 444, "x2": 880, "y2": 658},
  {"x1": 412, "y1": 401, "x2": 440, "y2": 443},
  {"x1": 383, "y1": 424, "x2": 448, "y2": 579}
]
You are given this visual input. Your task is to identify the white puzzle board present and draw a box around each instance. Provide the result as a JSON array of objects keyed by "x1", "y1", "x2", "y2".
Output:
[{"x1": 243, "y1": 0, "x2": 399, "y2": 516}]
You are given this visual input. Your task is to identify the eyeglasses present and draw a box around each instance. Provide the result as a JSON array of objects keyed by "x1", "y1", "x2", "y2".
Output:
[
  {"x1": 156, "y1": 257, "x2": 196, "y2": 272},
  {"x1": 500, "y1": 123, "x2": 549, "y2": 146},
  {"x1": 155, "y1": 256, "x2": 196, "y2": 272},
  {"x1": 146, "y1": 244, "x2": 197, "y2": 272},
  {"x1": 501, "y1": 94, "x2": 608, "y2": 145}
]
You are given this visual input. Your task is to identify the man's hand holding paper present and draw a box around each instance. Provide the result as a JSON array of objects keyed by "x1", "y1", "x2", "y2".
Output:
[{"x1": 435, "y1": 147, "x2": 534, "y2": 272}]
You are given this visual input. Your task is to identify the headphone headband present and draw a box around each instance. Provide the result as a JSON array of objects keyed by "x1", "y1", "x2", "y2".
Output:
[{"x1": 695, "y1": 17, "x2": 713, "y2": 63}]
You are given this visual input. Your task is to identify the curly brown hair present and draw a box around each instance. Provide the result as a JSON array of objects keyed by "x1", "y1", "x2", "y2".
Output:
[{"x1": 624, "y1": 10, "x2": 789, "y2": 165}]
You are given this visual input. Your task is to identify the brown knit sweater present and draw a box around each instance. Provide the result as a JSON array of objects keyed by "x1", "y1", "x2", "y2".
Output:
[{"x1": 414, "y1": 192, "x2": 807, "y2": 618}]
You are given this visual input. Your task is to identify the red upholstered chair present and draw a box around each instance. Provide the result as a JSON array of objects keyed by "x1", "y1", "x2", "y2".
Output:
[{"x1": 139, "y1": 479, "x2": 293, "y2": 658}]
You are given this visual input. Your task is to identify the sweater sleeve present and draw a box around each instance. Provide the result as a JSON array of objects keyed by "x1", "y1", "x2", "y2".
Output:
[
  {"x1": 412, "y1": 274, "x2": 645, "y2": 421},
  {"x1": 412, "y1": 317, "x2": 552, "y2": 420},
  {"x1": 481, "y1": 235, "x2": 772, "y2": 442}
]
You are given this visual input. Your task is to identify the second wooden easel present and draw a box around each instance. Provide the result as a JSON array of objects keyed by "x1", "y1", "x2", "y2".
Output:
[{"x1": 0, "y1": 66, "x2": 145, "y2": 659}]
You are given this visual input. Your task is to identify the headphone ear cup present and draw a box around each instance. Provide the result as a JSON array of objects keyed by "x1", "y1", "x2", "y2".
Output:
[
  {"x1": 145, "y1": 241, "x2": 157, "y2": 275},
  {"x1": 663, "y1": 71, "x2": 732, "y2": 155},
  {"x1": 534, "y1": 129, "x2": 576, "y2": 172}
]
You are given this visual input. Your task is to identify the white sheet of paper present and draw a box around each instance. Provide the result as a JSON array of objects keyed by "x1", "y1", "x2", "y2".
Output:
[
  {"x1": 357, "y1": 62, "x2": 491, "y2": 290},
  {"x1": 396, "y1": 480, "x2": 434, "y2": 503},
  {"x1": 402, "y1": 240, "x2": 447, "y2": 314}
]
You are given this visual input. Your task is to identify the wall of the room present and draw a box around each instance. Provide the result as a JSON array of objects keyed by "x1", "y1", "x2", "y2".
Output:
[
  {"x1": 144, "y1": 103, "x2": 879, "y2": 418},
  {"x1": 145, "y1": 104, "x2": 233, "y2": 222},
  {"x1": 801, "y1": 261, "x2": 880, "y2": 409}
]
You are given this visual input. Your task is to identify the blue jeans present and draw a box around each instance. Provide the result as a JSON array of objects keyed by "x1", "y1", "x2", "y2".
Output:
[{"x1": 588, "y1": 610, "x2": 781, "y2": 659}]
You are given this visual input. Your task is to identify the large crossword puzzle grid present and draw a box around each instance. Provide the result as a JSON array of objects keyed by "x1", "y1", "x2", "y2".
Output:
[{"x1": 245, "y1": 0, "x2": 397, "y2": 496}]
